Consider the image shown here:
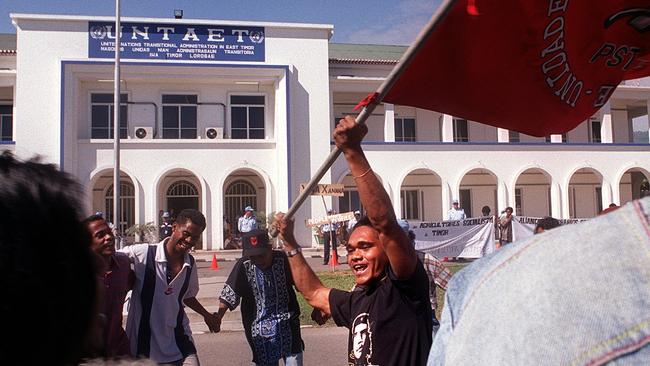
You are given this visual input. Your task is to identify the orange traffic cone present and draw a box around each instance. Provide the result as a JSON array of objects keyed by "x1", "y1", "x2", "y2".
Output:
[
  {"x1": 210, "y1": 254, "x2": 219, "y2": 270},
  {"x1": 329, "y1": 248, "x2": 339, "y2": 268}
]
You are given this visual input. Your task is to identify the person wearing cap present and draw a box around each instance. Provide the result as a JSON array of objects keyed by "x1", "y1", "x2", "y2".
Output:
[
  {"x1": 215, "y1": 229, "x2": 304, "y2": 365},
  {"x1": 238, "y1": 206, "x2": 258, "y2": 234},
  {"x1": 320, "y1": 209, "x2": 340, "y2": 265},
  {"x1": 276, "y1": 116, "x2": 432, "y2": 365},
  {"x1": 347, "y1": 210, "x2": 362, "y2": 232},
  {"x1": 447, "y1": 199, "x2": 466, "y2": 221},
  {"x1": 159, "y1": 211, "x2": 173, "y2": 240}
]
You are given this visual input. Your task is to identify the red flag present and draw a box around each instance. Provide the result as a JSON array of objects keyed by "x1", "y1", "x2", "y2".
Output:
[{"x1": 382, "y1": 0, "x2": 650, "y2": 137}]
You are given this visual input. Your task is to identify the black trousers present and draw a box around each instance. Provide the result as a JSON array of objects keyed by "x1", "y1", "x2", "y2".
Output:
[{"x1": 323, "y1": 231, "x2": 336, "y2": 264}]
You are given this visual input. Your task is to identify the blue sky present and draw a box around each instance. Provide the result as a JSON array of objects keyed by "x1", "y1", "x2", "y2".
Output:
[{"x1": 0, "y1": 0, "x2": 441, "y2": 45}]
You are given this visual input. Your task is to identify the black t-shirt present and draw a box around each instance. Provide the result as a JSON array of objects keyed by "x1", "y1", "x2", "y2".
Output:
[
  {"x1": 329, "y1": 260, "x2": 432, "y2": 366},
  {"x1": 219, "y1": 251, "x2": 303, "y2": 364}
]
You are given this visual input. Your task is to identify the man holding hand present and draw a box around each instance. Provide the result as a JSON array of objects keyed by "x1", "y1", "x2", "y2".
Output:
[{"x1": 275, "y1": 116, "x2": 432, "y2": 366}]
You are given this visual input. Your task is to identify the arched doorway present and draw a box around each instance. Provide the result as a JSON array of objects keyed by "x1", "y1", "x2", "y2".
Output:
[
  {"x1": 459, "y1": 169, "x2": 498, "y2": 218},
  {"x1": 568, "y1": 168, "x2": 603, "y2": 218},
  {"x1": 90, "y1": 169, "x2": 136, "y2": 238},
  {"x1": 166, "y1": 180, "x2": 200, "y2": 217},
  {"x1": 105, "y1": 181, "x2": 136, "y2": 235},
  {"x1": 223, "y1": 169, "x2": 267, "y2": 239},
  {"x1": 514, "y1": 168, "x2": 551, "y2": 217},
  {"x1": 224, "y1": 179, "x2": 257, "y2": 230},
  {"x1": 619, "y1": 168, "x2": 650, "y2": 205},
  {"x1": 400, "y1": 169, "x2": 443, "y2": 221}
]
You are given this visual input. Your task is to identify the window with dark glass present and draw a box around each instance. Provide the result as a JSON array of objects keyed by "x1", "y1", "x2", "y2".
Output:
[
  {"x1": 231, "y1": 95, "x2": 265, "y2": 139},
  {"x1": 509, "y1": 130, "x2": 520, "y2": 143},
  {"x1": 339, "y1": 190, "x2": 361, "y2": 214},
  {"x1": 162, "y1": 94, "x2": 198, "y2": 139},
  {"x1": 400, "y1": 189, "x2": 421, "y2": 220},
  {"x1": 453, "y1": 118, "x2": 469, "y2": 142},
  {"x1": 394, "y1": 117, "x2": 416, "y2": 142},
  {"x1": 590, "y1": 118, "x2": 602, "y2": 143},
  {"x1": 91, "y1": 94, "x2": 128, "y2": 139},
  {"x1": 0, "y1": 105, "x2": 12, "y2": 141}
]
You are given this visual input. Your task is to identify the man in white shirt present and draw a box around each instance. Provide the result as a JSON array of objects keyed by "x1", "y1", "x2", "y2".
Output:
[
  {"x1": 120, "y1": 209, "x2": 219, "y2": 365},
  {"x1": 238, "y1": 206, "x2": 258, "y2": 234},
  {"x1": 447, "y1": 199, "x2": 466, "y2": 221}
]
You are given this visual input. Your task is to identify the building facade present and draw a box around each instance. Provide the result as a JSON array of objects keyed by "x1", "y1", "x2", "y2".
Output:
[{"x1": 1, "y1": 14, "x2": 649, "y2": 249}]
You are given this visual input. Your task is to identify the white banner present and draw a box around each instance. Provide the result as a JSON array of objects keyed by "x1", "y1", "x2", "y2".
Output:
[
  {"x1": 409, "y1": 217, "x2": 496, "y2": 259},
  {"x1": 513, "y1": 216, "x2": 588, "y2": 242},
  {"x1": 305, "y1": 211, "x2": 355, "y2": 227}
]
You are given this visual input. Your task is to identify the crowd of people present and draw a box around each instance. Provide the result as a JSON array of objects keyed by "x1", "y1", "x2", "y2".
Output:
[{"x1": 1, "y1": 114, "x2": 648, "y2": 365}]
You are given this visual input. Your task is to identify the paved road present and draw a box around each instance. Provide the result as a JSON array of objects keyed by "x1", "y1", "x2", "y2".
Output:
[
  {"x1": 194, "y1": 326, "x2": 349, "y2": 365},
  {"x1": 187, "y1": 248, "x2": 350, "y2": 332}
]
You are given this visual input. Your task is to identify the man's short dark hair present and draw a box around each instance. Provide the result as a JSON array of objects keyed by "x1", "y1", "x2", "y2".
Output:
[
  {"x1": 175, "y1": 208, "x2": 207, "y2": 229},
  {"x1": 481, "y1": 206, "x2": 491, "y2": 215},
  {"x1": 82, "y1": 213, "x2": 106, "y2": 228},
  {"x1": 352, "y1": 215, "x2": 372, "y2": 232},
  {"x1": 535, "y1": 216, "x2": 561, "y2": 232},
  {"x1": 0, "y1": 152, "x2": 97, "y2": 365}
]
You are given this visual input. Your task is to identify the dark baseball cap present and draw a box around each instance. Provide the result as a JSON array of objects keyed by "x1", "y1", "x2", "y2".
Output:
[{"x1": 242, "y1": 229, "x2": 271, "y2": 256}]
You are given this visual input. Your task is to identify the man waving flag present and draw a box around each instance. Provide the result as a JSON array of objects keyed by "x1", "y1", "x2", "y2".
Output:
[{"x1": 374, "y1": 0, "x2": 650, "y2": 136}]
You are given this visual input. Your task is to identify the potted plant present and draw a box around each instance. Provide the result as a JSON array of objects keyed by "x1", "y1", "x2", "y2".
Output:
[{"x1": 125, "y1": 222, "x2": 158, "y2": 244}]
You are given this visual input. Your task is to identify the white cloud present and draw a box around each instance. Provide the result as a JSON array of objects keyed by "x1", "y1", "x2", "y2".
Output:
[{"x1": 344, "y1": 0, "x2": 441, "y2": 45}]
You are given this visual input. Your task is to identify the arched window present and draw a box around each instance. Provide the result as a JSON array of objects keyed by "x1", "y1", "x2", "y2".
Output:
[
  {"x1": 167, "y1": 180, "x2": 199, "y2": 197},
  {"x1": 224, "y1": 180, "x2": 257, "y2": 230},
  {"x1": 105, "y1": 181, "x2": 135, "y2": 235},
  {"x1": 165, "y1": 180, "x2": 200, "y2": 218}
]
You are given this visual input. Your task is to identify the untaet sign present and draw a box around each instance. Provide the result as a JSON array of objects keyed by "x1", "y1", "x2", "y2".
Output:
[{"x1": 88, "y1": 21, "x2": 265, "y2": 62}]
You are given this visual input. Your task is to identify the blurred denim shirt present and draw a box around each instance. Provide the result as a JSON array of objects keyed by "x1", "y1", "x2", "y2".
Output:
[{"x1": 428, "y1": 197, "x2": 650, "y2": 365}]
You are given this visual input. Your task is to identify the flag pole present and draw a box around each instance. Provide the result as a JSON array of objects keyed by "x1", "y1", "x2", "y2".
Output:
[
  {"x1": 113, "y1": 0, "x2": 122, "y2": 238},
  {"x1": 271, "y1": 0, "x2": 457, "y2": 236}
]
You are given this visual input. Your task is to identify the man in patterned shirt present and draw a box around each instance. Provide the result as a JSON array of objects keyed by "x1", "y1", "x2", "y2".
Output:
[{"x1": 215, "y1": 229, "x2": 304, "y2": 365}]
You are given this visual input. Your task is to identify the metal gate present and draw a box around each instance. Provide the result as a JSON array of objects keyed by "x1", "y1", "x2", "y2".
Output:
[
  {"x1": 105, "y1": 181, "x2": 135, "y2": 235},
  {"x1": 224, "y1": 179, "x2": 257, "y2": 234}
]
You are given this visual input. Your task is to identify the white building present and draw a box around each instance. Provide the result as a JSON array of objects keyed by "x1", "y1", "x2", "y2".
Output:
[{"x1": 1, "y1": 14, "x2": 649, "y2": 249}]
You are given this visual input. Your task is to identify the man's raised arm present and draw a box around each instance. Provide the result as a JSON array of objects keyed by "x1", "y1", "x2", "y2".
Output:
[
  {"x1": 276, "y1": 213, "x2": 332, "y2": 316},
  {"x1": 333, "y1": 115, "x2": 417, "y2": 280}
]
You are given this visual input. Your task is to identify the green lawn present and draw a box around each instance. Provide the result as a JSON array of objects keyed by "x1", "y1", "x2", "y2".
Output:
[{"x1": 297, "y1": 263, "x2": 467, "y2": 325}]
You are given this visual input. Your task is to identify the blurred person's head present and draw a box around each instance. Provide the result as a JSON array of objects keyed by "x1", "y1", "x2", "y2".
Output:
[
  {"x1": 505, "y1": 207, "x2": 514, "y2": 216},
  {"x1": 482, "y1": 206, "x2": 491, "y2": 216},
  {"x1": 0, "y1": 152, "x2": 97, "y2": 365},
  {"x1": 534, "y1": 216, "x2": 561, "y2": 234}
]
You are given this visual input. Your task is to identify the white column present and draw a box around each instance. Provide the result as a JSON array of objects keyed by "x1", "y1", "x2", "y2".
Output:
[
  {"x1": 550, "y1": 134, "x2": 563, "y2": 143},
  {"x1": 497, "y1": 128, "x2": 509, "y2": 143},
  {"x1": 442, "y1": 114, "x2": 454, "y2": 142},
  {"x1": 601, "y1": 180, "x2": 613, "y2": 210},
  {"x1": 647, "y1": 99, "x2": 650, "y2": 144},
  {"x1": 600, "y1": 102, "x2": 613, "y2": 143},
  {"x1": 441, "y1": 180, "x2": 452, "y2": 218},
  {"x1": 384, "y1": 103, "x2": 395, "y2": 142},
  {"x1": 561, "y1": 183, "x2": 571, "y2": 219},
  {"x1": 550, "y1": 181, "x2": 562, "y2": 218},
  {"x1": 497, "y1": 180, "x2": 508, "y2": 213},
  {"x1": 392, "y1": 179, "x2": 402, "y2": 219}
]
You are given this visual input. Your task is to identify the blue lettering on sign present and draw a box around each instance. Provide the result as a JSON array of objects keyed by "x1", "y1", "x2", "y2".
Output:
[{"x1": 88, "y1": 22, "x2": 265, "y2": 62}]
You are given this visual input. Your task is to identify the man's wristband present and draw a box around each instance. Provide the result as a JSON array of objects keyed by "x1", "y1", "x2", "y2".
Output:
[{"x1": 285, "y1": 247, "x2": 302, "y2": 257}]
